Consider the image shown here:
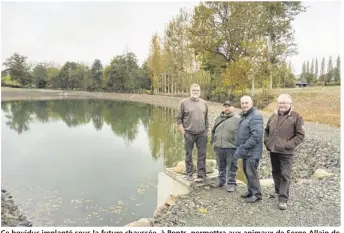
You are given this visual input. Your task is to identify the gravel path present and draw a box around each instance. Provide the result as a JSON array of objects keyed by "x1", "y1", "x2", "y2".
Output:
[
  {"x1": 153, "y1": 174, "x2": 340, "y2": 227},
  {"x1": 1, "y1": 87, "x2": 341, "y2": 227}
]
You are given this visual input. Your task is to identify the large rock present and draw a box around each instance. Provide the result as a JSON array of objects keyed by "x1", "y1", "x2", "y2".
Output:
[
  {"x1": 236, "y1": 179, "x2": 246, "y2": 185},
  {"x1": 172, "y1": 159, "x2": 216, "y2": 174},
  {"x1": 259, "y1": 178, "x2": 274, "y2": 186},
  {"x1": 165, "y1": 194, "x2": 177, "y2": 207},
  {"x1": 205, "y1": 159, "x2": 216, "y2": 173},
  {"x1": 153, "y1": 204, "x2": 168, "y2": 217},
  {"x1": 124, "y1": 218, "x2": 152, "y2": 227},
  {"x1": 172, "y1": 161, "x2": 190, "y2": 174},
  {"x1": 313, "y1": 168, "x2": 333, "y2": 180}
]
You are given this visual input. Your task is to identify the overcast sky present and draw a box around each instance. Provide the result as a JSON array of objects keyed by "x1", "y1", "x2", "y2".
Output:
[{"x1": 1, "y1": 1, "x2": 341, "y2": 74}]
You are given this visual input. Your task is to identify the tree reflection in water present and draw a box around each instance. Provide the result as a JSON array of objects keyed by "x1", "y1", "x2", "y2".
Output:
[{"x1": 1, "y1": 99, "x2": 216, "y2": 168}]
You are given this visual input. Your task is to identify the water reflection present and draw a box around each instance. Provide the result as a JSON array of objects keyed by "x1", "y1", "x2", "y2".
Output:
[
  {"x1": 1, "y1": 99, "x2": 215, "y2": 168},
  {"x1": 1, "y1": 99, "x2": 246, "y2": 227}
]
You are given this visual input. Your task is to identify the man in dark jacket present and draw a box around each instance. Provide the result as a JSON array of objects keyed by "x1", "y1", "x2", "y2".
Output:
[
  {"x1": 176, "y1": 83, "x2": 209, "y2": 182},
  {"x1": 264, "y1": 94, "x2": 305, "y2": 210},
  {"x1": 234, "y1": 96, "x2": 264, "y2": 203},
  {"x1": 210, "y1": 100, "x2": 240, "y2": 192}
]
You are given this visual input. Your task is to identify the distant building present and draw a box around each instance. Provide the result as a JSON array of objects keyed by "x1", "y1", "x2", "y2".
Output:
[{"x1": 295, "y1": 81, "x2": 308, "y2": 88}]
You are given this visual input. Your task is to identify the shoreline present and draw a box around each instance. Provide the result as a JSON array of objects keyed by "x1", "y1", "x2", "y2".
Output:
[
  {"x1": 1, "y1": 87, "x2": 339, "y2": 129},
  {"x1": 1, "y1": 87, "x2": 340, "y2": 227}
]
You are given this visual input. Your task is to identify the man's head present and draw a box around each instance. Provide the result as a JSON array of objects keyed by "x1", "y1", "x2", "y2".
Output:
[
  {"x1": 240, "y1": 95, "x2": 253, "y2": 113},
  {"x1": 277, "y1": 94, "x2": 292, "y2": 113},
  {"x1": 190, "y1": 83, "x2": 201, "y2": 99},
  {"x1": 223, "y1": 100, "x2": 233, "y2": 114}
]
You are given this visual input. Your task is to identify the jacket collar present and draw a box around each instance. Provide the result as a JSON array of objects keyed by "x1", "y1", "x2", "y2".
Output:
[
  {"x1": 240, "y1": 107, "x2": 255, "y2": 117},
  {"x1": 274, "y1": 107, "x2": 293, "y2": 116}
]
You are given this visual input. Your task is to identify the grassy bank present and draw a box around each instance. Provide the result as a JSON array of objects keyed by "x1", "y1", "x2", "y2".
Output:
[
  {"x1": 1, "y1": 86, "x2": 340, "y2": 127},
  {"x1": 261, "y1": 86, "x2": 340, "y2": 127},
  {"x1": 146, "y1": 86, "x2": 340, "y2": 127}
]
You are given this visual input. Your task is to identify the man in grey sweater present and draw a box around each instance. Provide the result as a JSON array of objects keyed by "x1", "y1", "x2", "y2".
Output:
[
  {"x1": 210, "y1": 100, "x2": 240, "y2": 192},
  {"x1": 176, "y1": 84, "x2": 209, "y2": 181}
]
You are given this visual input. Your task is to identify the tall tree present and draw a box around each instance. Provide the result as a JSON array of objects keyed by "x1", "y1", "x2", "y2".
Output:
[
  {"x1": 334, "y1": 55, "x2": 340, "y2": 83},
  {"x1": 315, "y1": 58, "x2": 319, "y2": 79},
  {"x1": 320, "y1": 57, "x2": 325, "y2": 76},
  {"x1": 3, "y1": 53, "x2": 31, "y2": 86},
  {"x1": 306, "y1": 60, "x2": 310, "y2": 73},
  {"x1": 90, "y1": 59, "x2": 103, "y2": 90},
  {"x1": 31, "y1": 64, "x2": 48, "y2": 88},
  {"x1": 261, "y1": 2, "x2": 306, "y2": 88},
  {"x1": 147, "y1": 33, "x2": 164, "y2": 94},
  {"x1": 310, "y1": 59, "x2": 314, "y2": 75},
  {"x1": 327, "y1": 56, "x2": 333, "y2": 83},
  {"x1": 301, "y1": 61, "x2": 306, "y2": 76}
]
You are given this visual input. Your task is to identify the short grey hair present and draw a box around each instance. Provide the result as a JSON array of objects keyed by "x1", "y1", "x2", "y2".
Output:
[
  {"x1": 190, "y1": 83, "x2": 200, "y2": 90},
  {"x1": 240, "y1": 95, "x2": 253, "y2": 103},
  {"x1": 278, "y1": 94, "x2": 292, "y2": 103}
]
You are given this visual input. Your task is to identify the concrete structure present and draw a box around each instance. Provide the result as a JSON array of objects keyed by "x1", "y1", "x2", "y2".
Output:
[{"x1": 157, "y1": 168, "x2": 219, "y2": 208}]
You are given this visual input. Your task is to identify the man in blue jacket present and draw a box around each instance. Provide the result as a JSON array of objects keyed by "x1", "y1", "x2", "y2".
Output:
[{"x1": 234, "y1": 95, "x2": 264, "y2": 203}]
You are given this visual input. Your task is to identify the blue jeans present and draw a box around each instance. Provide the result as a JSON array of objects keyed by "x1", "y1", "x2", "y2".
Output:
[{"x1": 214, "y1": 148, "x2": 238, "y2": 186}]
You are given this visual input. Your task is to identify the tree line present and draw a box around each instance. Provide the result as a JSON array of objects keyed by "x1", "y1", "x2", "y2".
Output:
[
  {"x1": 300, "y1": 55, "x2": 341, "y2": 85},
  {"x1": 4, "y1": 2, "x2": 340, "y2": 102},
  {"x1": 146, "y1": 1, "x2": 307, "y2": 100},
  {"x1": 2, "y1": 52, "x2": 151, "y2": 93}
]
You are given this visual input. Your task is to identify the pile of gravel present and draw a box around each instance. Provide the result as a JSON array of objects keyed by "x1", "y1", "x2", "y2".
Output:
[
  {"x1": 152, "y1": 174, "x2": 340, "y2": 227},
  {"x1": 1, "y1": 187, "x2": 32, "y2": 227},
  {"x1": 258, "y1": 122, "x2": 340, "y2": 180}
]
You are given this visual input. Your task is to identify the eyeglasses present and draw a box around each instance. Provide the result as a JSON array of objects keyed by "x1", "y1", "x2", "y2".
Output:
[{"x1": 278, "y1": 102, "x2": 291, "y2": 104}]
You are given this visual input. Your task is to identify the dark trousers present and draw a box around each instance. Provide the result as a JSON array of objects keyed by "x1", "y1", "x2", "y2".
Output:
[
  {"x1": 270, "y1": 152, "x2": 293, "y2": 203},
  {"x1": 243, "y1": 158, "x2": 262, "y2": 199},
  {"x1": 184, "y1": 132, "x2": 207, "y2": 176},
  {"x1": 214, "y1": 148, "x2": 238, "y2": 186}
]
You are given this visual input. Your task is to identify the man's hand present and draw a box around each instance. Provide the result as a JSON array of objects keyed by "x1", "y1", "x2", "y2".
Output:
[
  {"x1": 234, "y1": 147, "x2": 245, "y2": 159},
  {"x1": 178, "y1": 124, "x2": 185, "y2": 135}
]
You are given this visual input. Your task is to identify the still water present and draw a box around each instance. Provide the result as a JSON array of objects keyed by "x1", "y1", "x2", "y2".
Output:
[{"x1": 1, "y1": 99, "x2": 218, "y2": 227}]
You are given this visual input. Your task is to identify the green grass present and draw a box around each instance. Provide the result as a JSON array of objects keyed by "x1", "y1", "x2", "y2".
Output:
[{"x1": 1, "y1": 75, "x2": 21, "y2": 86}]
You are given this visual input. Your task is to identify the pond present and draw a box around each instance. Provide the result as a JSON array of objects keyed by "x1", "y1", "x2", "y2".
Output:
[{"x1": 1, "y1": 99, "x2": 245, "y2": 227}]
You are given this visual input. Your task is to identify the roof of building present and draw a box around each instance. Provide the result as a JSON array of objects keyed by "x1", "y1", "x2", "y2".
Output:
[{"x1": 295, "y1": 81, "x2": 308, "y2": 85}]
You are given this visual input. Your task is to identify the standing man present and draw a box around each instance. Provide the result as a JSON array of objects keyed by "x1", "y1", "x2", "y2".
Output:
[
  {"x1": 176, "y1": 83, "x2": 209, "y2": 182},
  {"x1": 264, "y1": 94, "x2": 305, "y2": 210},
  {"x1": 210, "y1": 100, "x2": 240, "y2": 192},
  {"x1": 235, "y1": 96, "x2": 264, "y2": 203}
]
